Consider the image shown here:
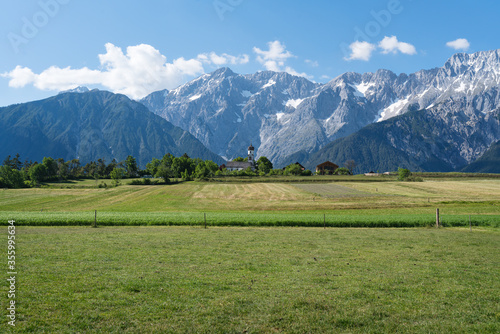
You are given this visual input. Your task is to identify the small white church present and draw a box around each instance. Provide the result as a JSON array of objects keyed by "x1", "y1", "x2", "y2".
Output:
[{"x1": 224, "y1": 144, "x2": 256, "y2": 171}]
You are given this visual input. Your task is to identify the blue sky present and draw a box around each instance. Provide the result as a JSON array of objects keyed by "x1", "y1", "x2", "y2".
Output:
[{"x1": 1, "y1": 0, "x2": 499, "y2": 106}]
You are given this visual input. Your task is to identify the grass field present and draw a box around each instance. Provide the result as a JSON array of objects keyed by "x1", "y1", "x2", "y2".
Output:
[
  {"x1": 1, "y1": 226, "x2": 498, "y2": 333},
  {"x1": 1, "y1": 178, "x2": 499, "y2": 227}
]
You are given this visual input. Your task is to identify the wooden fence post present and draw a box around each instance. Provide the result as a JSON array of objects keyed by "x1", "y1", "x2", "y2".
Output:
[
  {"x1": 324, "y1": 214, "x2": 326, "y2": 229},
  {"x1": 204, "y1": 213, "x2": 207, "y2": 229},
  {"x1": 93, "y1": 210, "x2": 97, "y2": 228},
  {"x1": 469, "y1": 215, "x2": 471, "y2": 232},
  {"x1": 436, "y1": 208, "x2": 439, "y2": 228}
]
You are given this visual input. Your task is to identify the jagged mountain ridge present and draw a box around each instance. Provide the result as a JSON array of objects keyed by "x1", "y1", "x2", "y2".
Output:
[
  {"x1": 0, "y1": 90, "x2": 224, "y2": 167},
  {"x1": 303, "y1": 107, "x2": 500, "y2": 173},
  {"x1": 141, "y1": 68, "x2": 320, "y2": 162},
  {"x1": 141, "y1": 49, "x2": 500, "y2": 169}
]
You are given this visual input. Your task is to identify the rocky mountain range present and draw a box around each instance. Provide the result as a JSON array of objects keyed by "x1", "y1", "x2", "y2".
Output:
[
  {"x1": 304, "y1": 106, "x2": 500, "y2": 173},
  {"x1": 0, "y1": 90, "x2": 223, "y2": 167},
  {"x1": 141, "y1": 49, "x2": 500, "y2": 171},
  {"x1": 2, "y1": 49, "x2": 499, "y2": 173}
]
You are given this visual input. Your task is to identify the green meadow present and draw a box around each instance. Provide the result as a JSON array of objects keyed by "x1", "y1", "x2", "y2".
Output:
[
  {"x1": 1, "y1": 226, "x2": 499, "y2": 333},
  {"x1": 1, "y1": 177, "x2": 499, "y2": 227},
  {"x1": 1, "y1": 176, "x2": 499, "y2": 332}
]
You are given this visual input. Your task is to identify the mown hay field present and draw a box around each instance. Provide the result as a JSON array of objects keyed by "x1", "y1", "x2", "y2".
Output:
[{"x1": 0, "y1": 179, "x2": 499, "y2": 227}]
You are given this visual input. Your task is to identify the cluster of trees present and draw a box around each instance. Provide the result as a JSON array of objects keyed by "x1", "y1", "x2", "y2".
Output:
[
  {"x1": 1, "y1": 152, "x2": 357, "y2": 189},
  {"x1": 0, "y1": 154, "x2": 140, "y2": 188},
  {"x1": 145, "y1": 154, "x2": 292, "y2": 181},
  {"x1": 145, "y1": 153, "x2": 220, "y2": 182},
  {"x1": 0, "y1": 152, "x2": 282, "y2": 188}
]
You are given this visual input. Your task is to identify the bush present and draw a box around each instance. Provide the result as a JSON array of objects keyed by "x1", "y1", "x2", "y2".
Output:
[
  {"x1": 269, "y1": 169, "x2": 283, "y2": 176},
  {"x1": 284, "y1": 164, "x2": 302, "y2": 176},
  {"x1": 334, "y1": 167, "x2": 351, "y2": 175},
  {"x1": 397, "y1": 168, "x2": 412, "y2": 181},
  {"x1": 110, "y1": 167, "x2": 126, "y2": 186},
  {"x1": 129, "y1": 179, "x2": 161, "y2": 185},
  {"x1": 215, "y1": 169, "x2": 229, "y2": 177},
  {"x1": 406, "y1": 175, "x2": 423, "y2": 182},
  {"x1": 0, "y1": 166, "x2": 25, "y2": 188},
  {"x1": 181, "y1": 169, "x2": 192, "y2": 181}
]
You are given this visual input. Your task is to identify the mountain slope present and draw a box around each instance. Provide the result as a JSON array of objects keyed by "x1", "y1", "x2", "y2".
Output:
[
  {"x1": 305, "y1": 106, "x2": 500, "y2": 173},
  {"x1": 461, "y1": 140, "x2": 500, "y2": 173},
  {"x1": 141, "y1": 49, "x2": 500, "y2": 169},
  {"x1": 0, "y1": 90, "x2": 223, "y2": 167}
]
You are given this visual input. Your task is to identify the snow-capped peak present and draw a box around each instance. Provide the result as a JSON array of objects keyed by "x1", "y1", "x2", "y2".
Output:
[{"x1": 58, "y1": 86, "x2": 90, "y2": 94}]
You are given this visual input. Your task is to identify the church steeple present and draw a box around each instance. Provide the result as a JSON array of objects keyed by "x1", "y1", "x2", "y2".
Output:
[{"x1": 248, "y1": 143, "x2": 255, "y2": 165}]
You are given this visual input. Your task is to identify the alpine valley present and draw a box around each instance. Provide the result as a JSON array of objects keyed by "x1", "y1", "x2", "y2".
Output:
[
  {"x1": 2, "y1": 49, "x2": 500, "y2": 172},
  {"x1": 141, "y1": 49, "x2": 500, "y2": 173}
]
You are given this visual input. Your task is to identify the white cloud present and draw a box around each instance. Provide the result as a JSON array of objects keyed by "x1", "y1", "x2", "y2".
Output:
[
  {"x1": 95, "y1": 43, "x2": 207, "y2": 98},
  {"x1": 253, "y1": 40, "x2": 312, "y2": 78},
  {"x1": 344, "y1": 41, "x2": 376, "y2": 61},
  {"x1": 446, "y1": 38, "x2": 470, "y2": 51},
  {"x1": 197, "y1": 52, "x2": 249, "y2": 66},
  {"x1": 253, "y1": 40, "x2": 294, "y2": 70},
  {"x1": 2, "y1": 66, "x2": 37, "y2": 88},
  {"x1": 379, "y1": 36, "x2": 417, "y2": 55},
  {"x1": 2, "y1": 43, "x2": 251, "y2": 100},
  {"x1": 35, "y1": 66, "x2": 103, "y2": 91},
  {"x1": 284, "y1": 67, "x2": 313, "y2": 80}
]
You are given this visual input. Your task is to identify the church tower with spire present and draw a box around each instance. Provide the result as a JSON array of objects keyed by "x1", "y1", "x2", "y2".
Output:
[
  {"x1": 248, "y1": 143, "x2": 255, "y2": 167},
  {"x1": 224, "y1": 143, "x2": 256, "y2": 171}
]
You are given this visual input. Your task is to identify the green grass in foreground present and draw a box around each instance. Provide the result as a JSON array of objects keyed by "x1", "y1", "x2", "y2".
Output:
[{"x1": 1, "y1": 227, "x2": 499, "y2": 333}]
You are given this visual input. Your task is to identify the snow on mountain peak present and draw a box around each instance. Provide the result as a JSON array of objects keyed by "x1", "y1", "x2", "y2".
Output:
[
  {"x1": 58, "y1": 86, "x2": 90, "y2": 94},
  {"x1": 189, "y1": 94, "x2": 202, "y2": 101},
  {"x1": 241, "y1": 90, "x2": 253, "y2": 98},
  {"x1": 285, "y1": 98, "x2": 304, "y2": 109},
  {"x1": 262, "y1": 79, "x2": 276, "y2": 89},
  {"x1": 375, "y1": 98, "x2": 409, "y2": 122},
  {"x1": 355, "y1": 82, "x2": 375, "y2": 96},
  {"x1": 140, "y1": 49, "x2": 500, "y2": 167}
]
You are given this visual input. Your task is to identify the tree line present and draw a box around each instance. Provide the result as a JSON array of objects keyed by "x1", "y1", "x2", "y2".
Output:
[
  {"x1": 0, "y1": 153, "x2": 316, "y2": 188},
  {"x1": 0, "y1": 153, "x2": 142, "y2": 188}
]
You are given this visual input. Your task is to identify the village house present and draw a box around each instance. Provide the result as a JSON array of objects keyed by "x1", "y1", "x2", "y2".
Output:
[
  {"x1": 364, "y1": 171, "x2": 391, "y2": 176},
  {"x1": 316, "y1": 161, "x2": 339, "y2": 175},
  {"x1": 283, "y1": 162, "x2": 305, "y2": 171},
  {"x1": 224, "y1": 144, "x2": 256, "y2": 171}
]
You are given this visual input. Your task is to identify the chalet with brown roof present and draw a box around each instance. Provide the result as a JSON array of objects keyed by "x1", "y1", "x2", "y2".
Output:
[{"x1": 316, "y1": 161, "x2": 339, "y2": 175}]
